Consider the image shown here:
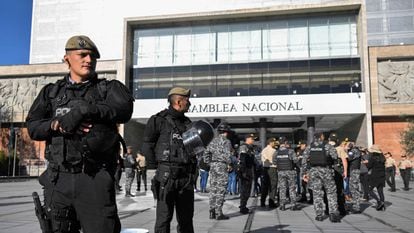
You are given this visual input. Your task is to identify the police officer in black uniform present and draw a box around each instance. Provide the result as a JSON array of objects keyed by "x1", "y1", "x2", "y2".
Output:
[
  {"x1": 26, "y1": 35, "x2": 134, "y2": 233},
  {"x1": 238, "y1": 134, "x2": 257, "y2": 214},
  {"x1": 142, "y1": 87, "x2": 198, "y2": 233}
]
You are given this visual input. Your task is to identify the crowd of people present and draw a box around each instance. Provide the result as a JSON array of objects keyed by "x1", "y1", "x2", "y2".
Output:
[
  {"x1": 27, "y1": 34, "x2": 412, "y2": 233},
  {"x1": 193, "y1": 130, "x2": 413, "y2": 223}
]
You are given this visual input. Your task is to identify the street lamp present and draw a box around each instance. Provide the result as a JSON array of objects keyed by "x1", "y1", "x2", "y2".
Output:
[{"x1": 350, "y1": 81, "x2": 360, "y2": 93}]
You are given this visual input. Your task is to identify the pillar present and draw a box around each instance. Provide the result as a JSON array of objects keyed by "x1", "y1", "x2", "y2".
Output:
[
  {"x1": 307, "y1": 117, "x2": 315, "y2": 145},
  {"x1": 259, "y1": 118, "x2": 267, "y2": 149}
]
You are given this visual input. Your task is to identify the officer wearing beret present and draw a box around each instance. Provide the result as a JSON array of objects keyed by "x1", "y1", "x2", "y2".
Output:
[
  {"x1": 141, "y1": 87, "x2": 195, "y2": 233},
  {"x1": 26, "y1": 35, "x2": 134, "y2": 233}
]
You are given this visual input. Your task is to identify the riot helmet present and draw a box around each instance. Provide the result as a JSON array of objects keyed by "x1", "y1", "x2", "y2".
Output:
[{"x1": 182, "y1": 120, "x2": 214, "y2": 155}]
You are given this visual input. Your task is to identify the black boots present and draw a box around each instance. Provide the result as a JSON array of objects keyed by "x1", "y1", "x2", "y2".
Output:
[
  {"x1": 268, "y1": 200, "x2": 278, "y2": 209},
  {"x1": 279, "y1": 204, "x2": 286, "y2": 211},
  {"x1": 211, "y1": 209, "x2": 229, "y2": 220},
  {"x1": 376, "y1": 202, "x2": 386, "y2": 211},
  {"x1": 315, "y1": 215, "x2": 324, "y2": 221},
  {"x1": 291, "y1": 204, "x2": 300, "y2": 211},
  {"x1": 209, "y1": 209, "x2": 216, "y2": 219},
  {"x1": 216, "y1": 213, "x2": 229, "y2": 220},
  {"x1": 125, "y1": 192, "x2": 135, "y2": 197},
  {"x1": 329, "y1": 213, "x2": 340, "y2": 223},
  {"x1": 240, "y1": 207, "x2": 249, "y2": 214}
]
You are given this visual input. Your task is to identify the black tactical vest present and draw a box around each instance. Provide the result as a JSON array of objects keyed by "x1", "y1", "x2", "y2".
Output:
[
  {"x1": 348, "y1": 149, "x2": 361, "y2": 170},
  {"x1": 154, "y1": 112, "x2": 191, "y2": 165},
  {"x1": 46, "y1": 77, "x2": 117, "y2": 167},
  {"x1": 309, "y1": 143, "x2": 331, "y2": 167},
  {"x1": 276, "y1": 149, "x2": 294, "y2": 171}
]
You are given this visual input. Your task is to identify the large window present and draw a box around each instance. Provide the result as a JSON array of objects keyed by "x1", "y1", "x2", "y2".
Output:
[
  {"x1": 133, "y1": 14, "x2": 358, "y2": 68},
  {"x1": 132, "y1": 58, "x2": 361, "y2": 99}
]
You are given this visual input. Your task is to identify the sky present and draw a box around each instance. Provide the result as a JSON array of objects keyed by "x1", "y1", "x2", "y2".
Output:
[{"x1": 0, "y1": 0, "x2": 32, "y2": 66}]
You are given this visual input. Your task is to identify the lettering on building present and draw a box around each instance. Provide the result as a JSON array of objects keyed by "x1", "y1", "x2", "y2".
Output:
[{"x1": 189, "y1": 101, "x2": 303, "y2": 113}]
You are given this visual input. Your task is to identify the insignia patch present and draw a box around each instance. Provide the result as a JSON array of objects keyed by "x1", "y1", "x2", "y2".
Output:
[{"x1": 78, "y1": 39, "x2": 86, "y2": 48}]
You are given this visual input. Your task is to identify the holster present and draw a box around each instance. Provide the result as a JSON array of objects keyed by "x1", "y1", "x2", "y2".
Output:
[
  {"x1": 151, "y1": 177, "x2": 160, "y2": 200},
  {"x1": 32, "y1": 192, "x2": 53, "y2": 233},
  {"x1": 153, "y1": 169, "x2": 170, "y2": 201}
]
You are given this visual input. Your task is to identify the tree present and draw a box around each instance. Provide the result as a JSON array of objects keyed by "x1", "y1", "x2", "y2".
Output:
[{"x1": 401, "y1": 119, "x2": 414, "y2": 158}]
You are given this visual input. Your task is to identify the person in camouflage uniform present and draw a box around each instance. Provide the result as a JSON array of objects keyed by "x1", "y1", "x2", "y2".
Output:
[
  {"x1": 275, "y1": 137, "x2": 299, "y2": 211},
  {"x1": 205, "y1": 123, "x2": 233, "y2": 220},
  {"x1": 238, "y1": 134, "x2": 257, "y2": 214},
  {"x1": 302, "y1": 133, "x2": 340, "y2": 222},
  {"x1": 124, "y1": 146, "x2": 137, "y2": 197},
  {"x1": 345, "y1": 141, "x2": 362, "y2": 214}
]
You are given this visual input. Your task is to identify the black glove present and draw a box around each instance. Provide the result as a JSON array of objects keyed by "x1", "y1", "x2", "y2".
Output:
[{"x1": 58, "y1": 107, "x2": 85, "y2": 134}]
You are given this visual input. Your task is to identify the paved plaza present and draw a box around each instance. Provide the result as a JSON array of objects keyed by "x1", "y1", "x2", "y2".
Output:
[{"x1": 0, "y1": 172, "x2": 413, "y2": 233}]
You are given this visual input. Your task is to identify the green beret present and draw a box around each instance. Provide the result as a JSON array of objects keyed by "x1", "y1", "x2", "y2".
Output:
[
  {"x1": 168, "y1": 87, "x2": 191, "y2": 97},
  {"x1": 65, "y1": 35, "x2": 100, "y2": 58}
]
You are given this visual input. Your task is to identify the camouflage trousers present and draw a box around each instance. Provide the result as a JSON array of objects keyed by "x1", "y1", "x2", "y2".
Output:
[
  {"x1": 349, "y1": 169, "x2": 361, "y2": 211},
  {"x1": 124, "y1": 168, "x2": 135, "y2": 193},
  {"x1": 209, "y1": 162, "x2": 229, "y2": 214},
  {"x1": 309, "y1": 167, "x2": 338, "y2": 216},
  {"x1": 278, "y1": 170, "x2": 297, "y2": 205}
]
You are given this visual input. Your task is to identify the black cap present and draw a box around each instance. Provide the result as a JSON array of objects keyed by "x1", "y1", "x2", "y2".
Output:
[
  {"x1": 278, "y1": 136, "x2": 287, "y2": 144},
  {"x1": 245, "y1": 134, "x2": 258, "y2": 140},
  {"x1": 329, "y1": 133, "x2": 338, "y2": 142}
]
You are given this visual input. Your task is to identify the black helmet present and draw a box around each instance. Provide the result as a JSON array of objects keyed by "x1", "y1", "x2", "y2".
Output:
[
  {"x1": 217, "y1": 122, "x2": 231, "y2": 133},
  {"x1": 182, "y1": 120, "x2": 215, "y2": 156},
  {"x1": 194, "y1": 120, "x2": 215, "y2": 146}
]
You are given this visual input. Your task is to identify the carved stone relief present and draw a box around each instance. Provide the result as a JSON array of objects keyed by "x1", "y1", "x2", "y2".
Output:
[
  {"x1": 0, "y1": 72, "x2": 116, "y2": 123},
  {"x1": 378, "y1": 60, "x2": 414, "y2": 103}
]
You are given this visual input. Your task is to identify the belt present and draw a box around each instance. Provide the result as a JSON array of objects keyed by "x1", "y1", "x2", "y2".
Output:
[
  {"x1": 56, "y1": 162, "x2": 109, "y2": 174},
  {"x1": 158, "y1": 164, "x2": 192, "y2": 179}
]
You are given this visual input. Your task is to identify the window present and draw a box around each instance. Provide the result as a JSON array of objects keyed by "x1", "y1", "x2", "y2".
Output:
[
  {"x1": 388, "y1": 0, "x2": 413, "y2": 11},
  {"x1": 288, "y1": 19, "x2": 308, "y2": 58},
  {"x1": 367, "y1": 18, "x2": 383, "y2": 33},
  {"x1": 215, "y1": 25, "x2": 230, "y2": 63},
  {"x1": 174, "y1": 27, "x2": 192, "y2": 65},
  {"x1": 135, "y1": 33, "x2": 156, "y2": 67},
  {"x1": 330, "y1": 17, "x2": 351, "y2": 56},
  {"x1": 309, "y1": 18, "x2": 329, "y2": 57},
  {"x1": 389, "y1": 16, "x2": 414, "y2": 32},
  {"x1": 366, "y1": 0, "x2": 382, "y2": 12},
  {"x1": 192, "y1": 27, "x2": 215, "y2": 65},
  {"x1": 264, "y1": 21, "x2": 289, "y2": 60}
]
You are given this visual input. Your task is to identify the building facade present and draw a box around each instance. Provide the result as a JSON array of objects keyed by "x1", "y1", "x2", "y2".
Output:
[{"x1": 0, "y1": 0, "x2": 413, "y2": 170}]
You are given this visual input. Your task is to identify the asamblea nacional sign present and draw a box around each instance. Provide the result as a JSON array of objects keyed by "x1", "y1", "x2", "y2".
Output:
[{"x1": 132, "y1": 93, "x2": 366, "y2": 119}]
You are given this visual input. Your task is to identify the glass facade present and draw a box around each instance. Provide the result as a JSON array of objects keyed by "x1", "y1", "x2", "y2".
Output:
[
  {"x1": 366, "y1": 0, "x2": 414, "y2": 46},
  {"x1": 132, "y1": 14, "x2": 360, "y2": 99}
]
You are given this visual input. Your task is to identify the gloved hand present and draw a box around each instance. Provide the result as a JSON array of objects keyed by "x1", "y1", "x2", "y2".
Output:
[{"x1": 57, "y1": 107, "x2": 84, "y2": 134}]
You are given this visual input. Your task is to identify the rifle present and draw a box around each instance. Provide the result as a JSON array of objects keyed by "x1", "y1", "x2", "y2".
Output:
[{"x1": 32, "y1": 192, "x2": 52, "y2": 233}]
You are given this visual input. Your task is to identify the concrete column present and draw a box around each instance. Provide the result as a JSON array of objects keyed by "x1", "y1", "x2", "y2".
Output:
[
  {"x1": 259, "y1": 118, "x2": 267, "y2": 149},
  {"x1": 307, "y1": 117, "x2": 315, "y2": 145}
]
